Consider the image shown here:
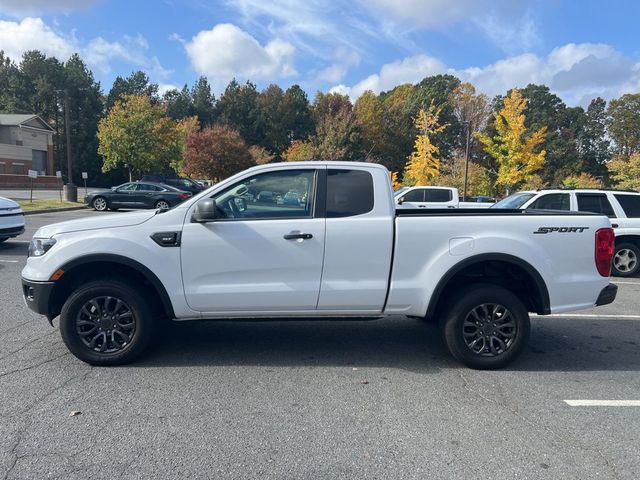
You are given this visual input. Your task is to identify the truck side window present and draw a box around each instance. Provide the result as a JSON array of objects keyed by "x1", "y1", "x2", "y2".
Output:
[
  {"x1": 614, "y1": 194, "x2": 640, "y2": 218},
  {"x1": 403, "y1": 189, "x2": 425, "y2": 202},
  {"x1": 212, "y1": 169, "x2": 316, "y2": 220},
  {"x1": 576, "y1": 193, "x2": 615, "y2": 217},
  {"x1": 425, "y1": 189, "x2": 452, "y2": 202},
  {"x1": 326, "y1": 169, "x2": 374, "y2": 218},
  {"x1": 528, "y1": 193, "x2": 570, "y2": 210}
]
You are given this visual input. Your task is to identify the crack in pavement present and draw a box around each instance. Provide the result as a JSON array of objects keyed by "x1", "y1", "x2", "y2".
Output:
[
  {"x1": 456, "y1": 370, "x2": 620, "y2": 479},
  {"x1": 0, "y1": 329, "x2": 59, "y2": 362},
  {"x1": 0, "y1": 351, "x2": 70, "y2": 379}
]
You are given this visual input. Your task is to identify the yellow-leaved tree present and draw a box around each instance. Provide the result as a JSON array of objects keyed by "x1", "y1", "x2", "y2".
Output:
[
  {"x1": 608, "y1": 153, "x2": 640, "y2": 190},
  {"x1": 562, "y1": 172, "x2": 602, "y2": 189},
  {"x1": 476, "y1": 89, "x2": 547, "y2": 193},
  {"x1": 403, "y1": 105, "x2": 448, "y2": 186},
  {"x1": 389, "y1": 171, "x2": 401, "y2": 191}
]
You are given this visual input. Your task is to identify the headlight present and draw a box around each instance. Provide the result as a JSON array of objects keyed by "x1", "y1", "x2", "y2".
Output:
[{"x1": 28, "y1": 238, "x2": 56, "y2": 257}]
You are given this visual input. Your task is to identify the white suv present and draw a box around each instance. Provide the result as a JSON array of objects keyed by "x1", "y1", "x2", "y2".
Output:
[{"x1": 493, "y1": 188, "x2": 640, "y2": 277}]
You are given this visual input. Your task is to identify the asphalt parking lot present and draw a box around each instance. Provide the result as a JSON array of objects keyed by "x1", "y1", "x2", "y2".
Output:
[{"x1": 1, "y1": 209, "x2": 639, "y2": 479}]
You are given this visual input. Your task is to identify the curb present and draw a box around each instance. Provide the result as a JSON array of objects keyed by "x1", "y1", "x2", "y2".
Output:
[{"x1": 23, "y1": 206, "x2": 87, "y2": 216}]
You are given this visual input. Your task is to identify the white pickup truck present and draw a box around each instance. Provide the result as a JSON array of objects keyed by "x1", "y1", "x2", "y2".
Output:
[
  {"x1": 22, "y1": 162, "x2": 617, "y2": 369},
  {"x1": 395, "y1": 186, "x2": 494, "y2": 209}
]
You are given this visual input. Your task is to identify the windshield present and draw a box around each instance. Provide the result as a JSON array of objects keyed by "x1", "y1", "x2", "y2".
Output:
[
  {"x1": 394, "y1": 187, "x2": 410, "y2": 197},
  {"x1": 491, "y1": 192, "x2": 536, "y2": 209}
]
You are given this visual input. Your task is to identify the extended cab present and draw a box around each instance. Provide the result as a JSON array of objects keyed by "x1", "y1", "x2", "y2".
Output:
[{"x1": 22, "y1": 162, "x2": 617, "y2": 369}]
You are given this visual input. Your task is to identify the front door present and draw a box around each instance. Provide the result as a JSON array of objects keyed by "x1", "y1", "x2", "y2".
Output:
[
  {"x1": 181, "y1": 168, "x2": 325, "y2": 313},
  {"x1": 111, "y1": 183, "x2": 139, "y2": 206}
]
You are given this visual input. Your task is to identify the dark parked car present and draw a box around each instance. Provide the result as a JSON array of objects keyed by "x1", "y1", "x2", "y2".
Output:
[
  {"x1": 140, "y1": 175, "x2": 205, "y2": 194},
  {"x1": 85, "y1": 182, "x2": 191, "y2": 211}
]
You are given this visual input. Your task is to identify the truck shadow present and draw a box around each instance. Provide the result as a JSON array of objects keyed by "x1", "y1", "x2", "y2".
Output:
[
  {"x1": 139, "y1": 316, "x2": 640, "y2": 373},
  {"x1": 144, "y1": 318, "x2": 450, "y2": 374},
  {"x1": 0, "y1": 240, "x2": 29, "y2": 257}
]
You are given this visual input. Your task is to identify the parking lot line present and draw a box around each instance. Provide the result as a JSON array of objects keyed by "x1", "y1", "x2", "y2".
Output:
[
  {"x1": 533, "y1": 313, "x2": 640, "y2": 319},
  {"x1": 611, "y1": 281, "x2": 640, "y2": 285},
  {"x1": 565, "y1": 400, "x2": 640, "y2": 407},
  {"x1": 0, "y1": 259, "x2": 18, "y2": 263}
]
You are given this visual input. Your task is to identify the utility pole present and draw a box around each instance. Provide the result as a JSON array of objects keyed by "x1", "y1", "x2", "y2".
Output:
[
  {"x1": 462, "y1": 121, "x2": 471, "y2": 202},
  {"x1": 57, "y1": 89, "x2": 77, "y2": 202}
]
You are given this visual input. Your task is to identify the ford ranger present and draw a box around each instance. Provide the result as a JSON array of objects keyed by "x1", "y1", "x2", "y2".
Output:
[{"x1": 21, "y1": 162, "x2": 618, "y2": 369}]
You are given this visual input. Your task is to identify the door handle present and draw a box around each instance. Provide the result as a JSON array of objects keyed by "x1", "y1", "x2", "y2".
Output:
[
  {"x1": 284, "y1": 232, "x2": 313, "y2": 240},
  {"x1": 418, "y1": 205, "x2": 427, "y2": 208},
  {"x1": 612, "y1": 223, "x2": 619, "y2": 228}
]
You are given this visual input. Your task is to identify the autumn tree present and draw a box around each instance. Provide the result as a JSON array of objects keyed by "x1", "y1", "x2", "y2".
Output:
[
  {"x1": 607, "y1": 93, "x2": 640, "y2": 156},
  {"x1": 171, "y1": 116, "x2": 200, "y2": 174},
  {"x1": 449, "y1": 83, "x2": 490, "y2": 154},
  {"x1": 354, "y1": 90, "x2": 385, "y2": 161},
  {"x1": 183, "y1": 125, "x2": 254, "y2": 181},
  {"x1": 389, "y1": 171, "x2": 401, "y2": 191},
  {"x1": 580, "y1": 97, "x2": 610, "y2": 178},
  {"x1": 562, "y1": 173, "x2": 601, "y2": 189},
  {"x1": 98, "y1": 95, "x2": 183, "y2": 181},
  {"x1": 608, "y1": 153, "x2": 640, "y2": 190},
  {"x1": 476, "y1": 88, "x2": 546, "y2": 193},
  {"x1": 436, "y1": 156, "x2": 492, "y2": 197},
  {"x1": 249, "y1": 145, "x2": 274, "y2": 165},
  {"x1": 283, "y1": 140, "x2": 315, "y2": 161},
  {"x1": 310, "y1": 92, "x2": 361, "y2": 161},
  {"x1": 403, "y1": 105, "x2": 448, "y2": 185},
  {"x1": 380, "y1": 84, "x2": 415, "y2": 174}
]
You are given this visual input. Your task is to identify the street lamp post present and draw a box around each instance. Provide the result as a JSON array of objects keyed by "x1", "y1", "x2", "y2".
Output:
[
  {"x1": 462, "y1": 121, "x2": 471, "y2": 202},
  {"x1": 56, "y1": 89, "x2": 77, "y2": 202}
]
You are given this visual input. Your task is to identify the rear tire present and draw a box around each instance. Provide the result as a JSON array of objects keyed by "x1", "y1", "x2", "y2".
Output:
[
  {"x1": 612, "y1": 243, "x2": 639, "y2": 277},
  {"x1": 60, "y1": 279, "x2": 154, "y2": 366},
  {"x1": 155, "y1": 200, "x2": 170, "y2": 210},
  {"x1": 440, "y1": 285, "x2": 530, "y2": 370}
]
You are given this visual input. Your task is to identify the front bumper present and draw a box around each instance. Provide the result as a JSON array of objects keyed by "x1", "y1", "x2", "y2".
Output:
[
  {"x1": 22, "y1": 278, "x2": 55, "y2": 317},
  {"x1": 0, "y1": 224, "x2": 25, "y2": 238},
  {"x1": 595, "y1": 283, "x2": 617, "y2": 306}
]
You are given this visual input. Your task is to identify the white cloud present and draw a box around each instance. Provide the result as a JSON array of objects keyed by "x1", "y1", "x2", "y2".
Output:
[
  {"x1": 317, "y1": 47, "x2": 361, "y2": 83},
  {"x1": 225, "y1": 0, "x2": 377, "y2": 59},
  {"x1": 0, "y1": 17, "x2": 75, "y2": 61},
  {"x1": 0, "y1": 17, "x2": 171, "y2": 80},
  {"x1": 364, "y1": 0, "x2": 538, "y2": 52},
  {"x1": 184, "y1": 23, "x2": 296, "y2": 87},
  {"x1": 158, "y1": 83, "x2": 179, "y2": 96},
  {"x1": 0, "y1": 0, "x2": 97, "y2": 16},
  {"x1": 346, "y1": 54, "x2": 449, "y2": 98},
  {"x1": 334, "y1": 43, "x2": 640, "y2": 106}
]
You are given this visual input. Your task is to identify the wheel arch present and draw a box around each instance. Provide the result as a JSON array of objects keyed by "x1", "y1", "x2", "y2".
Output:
[
  {"x1": 48, "y1": 253, "x2": 175, "y2": 320},
  {"x1": 614, "y1": 234, "x2": 640, "y2": 249},
  {"x1": 425, "y1": 253, "x2": 550, "y2": 319}
]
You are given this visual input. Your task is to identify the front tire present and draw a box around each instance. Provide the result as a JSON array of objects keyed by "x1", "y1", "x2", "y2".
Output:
[
  {"x1": 92, "y1": 196, "x2": 108, "y2": 211},
  {"x1": 612, "y1": 243, "x2": 639, "y2": 277},
  {"x1": 60, "y1": 279, "x2": 154, "y2": 365},
  {"x1": 440, "y1": 285, "x2": 530, "y2": 370}
]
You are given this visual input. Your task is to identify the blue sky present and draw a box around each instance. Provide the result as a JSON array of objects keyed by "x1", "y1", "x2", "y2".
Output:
[{"x1": 1, "y1": 0, "x2": 639, "y2": 105}]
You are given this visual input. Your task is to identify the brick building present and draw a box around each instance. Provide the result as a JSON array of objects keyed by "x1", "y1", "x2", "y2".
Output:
[{"x1": 0, "y1": 114, "x2": 58, "y2": 188}]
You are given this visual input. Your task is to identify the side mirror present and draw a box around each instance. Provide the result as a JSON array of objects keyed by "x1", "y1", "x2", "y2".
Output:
[
  {"x1": 192, "y1": 199, "x2": 219, "y2": 223},
  {"x1": 397, "y1": 196, "x2": 405, "y2": 205},
  {"x1": 111, "y1": 186, "x2": 117, "y2": 191}
]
